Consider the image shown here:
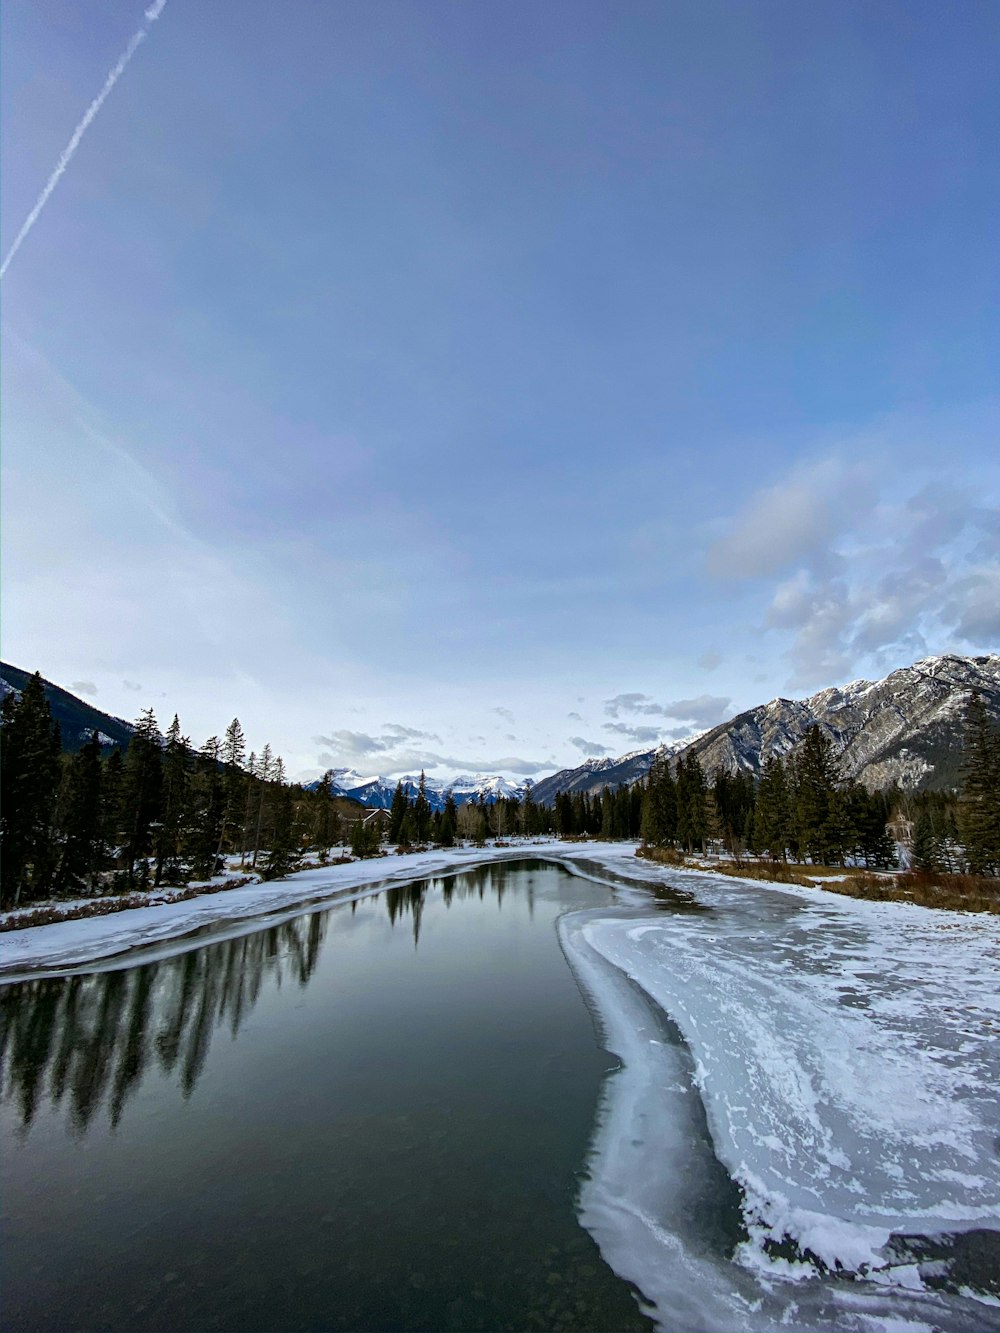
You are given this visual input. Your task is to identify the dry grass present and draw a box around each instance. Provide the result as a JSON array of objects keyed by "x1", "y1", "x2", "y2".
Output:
[{"x1": 636, "y1": 846, "x2": 1000, "y2": 915}]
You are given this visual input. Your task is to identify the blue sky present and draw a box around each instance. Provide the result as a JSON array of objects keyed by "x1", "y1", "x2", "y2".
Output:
[{"x1": 2, "y1": 0, "x2": 998, "y2": 781}]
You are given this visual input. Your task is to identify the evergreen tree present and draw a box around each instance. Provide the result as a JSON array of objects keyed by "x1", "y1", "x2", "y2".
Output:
[
  {"x1": 219, "y1": 718, "x2": 247, "y2": 856},
  {"x1": 0, "y1": 672, "x2": 62, "y2": 906},
  {"x1": 911, "y1": 808, "x2": 940, "y2": 872},
  {"x1": 795, "y1": 726, "x2": 841, "y2": 864},
  {"x1": 101, "y1": 747, "x2": 125, "y2": 870},
  {"x1": 121, "y1": 708, "x2": 164, "y2": 888},
  {"x1": 188, "y1": 736, "x2": 225, "y2": 880},
  {"x1": 959, "y1": 694, "x2": 1000, "y2": 875},
  {"x1": 413, "y1": 771, "x2": 432, "y2": 843},
  {"x1": 261, "y1": 779, "x2": 297, "y2": 880},
  {"x1": 312, "y1": 771, "x2": 341, "y2": 858},
  {"x1": 55, "y1": 730, "x2": 105, "y2": 890},
  {"x1": 155, "y1": 716, "x2": 192, "y2": 885},
  {"x1": 440, "y1": 793, "x2": 457, "y2": 847},
  {"x1": 677, "y1": 753, "x2": 707, "y2": 851},
  {"x1": 388, "y1": 781, "x2": 409, "y2": 843},
  {"x1": 755, "y1": 756, "x2": 792, "y2": 860}
]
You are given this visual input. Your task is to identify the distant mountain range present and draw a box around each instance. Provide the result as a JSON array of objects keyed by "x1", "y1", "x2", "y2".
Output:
[
  {"x1": 5, "y1": 651, "x2": 997, "y2": 799},
  {"x1": 316, "y1": 769, "x2": 528, "y2": 811},
  {"x1": 0, "y1": 662, "x2": 134, "y2": 753},
  {"x1": 533, "y1": 654, "x2": 1000, "y2": 801}
]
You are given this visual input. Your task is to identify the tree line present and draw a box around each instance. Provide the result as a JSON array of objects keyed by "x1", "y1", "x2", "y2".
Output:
[
  {"x1": 0, "y1": 674, "x2": 349, "y2": 910},
  {"x1": 3, "y1": 673, "x2": 997, "y2": 911},
  {"x1": 639, "y1": 701, "x2": 1000, "y2": 874}
]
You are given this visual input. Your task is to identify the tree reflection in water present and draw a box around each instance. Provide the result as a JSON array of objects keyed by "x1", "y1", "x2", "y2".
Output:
[
  {"x1": 0, "y1": 863, "x2": 534, "y2": 1136},
  {"x1": 0, "y1": 911, "x2": 329, "y2": 1135}
]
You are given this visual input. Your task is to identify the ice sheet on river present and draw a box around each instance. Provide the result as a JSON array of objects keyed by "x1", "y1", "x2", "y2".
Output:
[{"x1": 560, "y1": 851, "x2": 1000, "y2": 1331}]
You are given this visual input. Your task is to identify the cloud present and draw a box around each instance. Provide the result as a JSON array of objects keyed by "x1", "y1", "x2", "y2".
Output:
[
  {"x1": 706, "y1": 457, "x2": 877, "y2": 581},
  {"x1": 697, "y1": 651, "x2": 722, "y2": 671},
  {"x1": 947, "y1": 568, "x2": 1000, "y2": 644},
  {"x1": 567, "y1": 711, "x2": 582, "y2": 721},
  {"x1": 658, "y1": 695, "x2": 732, "y2": 727},
  {"x1": 314, "y1": 727, "x2": 549, "y2": 777},
  {"x1": 569, "y1": 736, "x2": 614, "y2": 756},
  {"x1": 381, "y1": 722, "x2": 441, "y2": 743},
  {"x1": 315, "y1": 729, "x2": 388, "y2": 760},
  {"x1": 492, "y1": 707, "x2": 515, "y2": 723},
  {"x1": 604, "y1": 692, "x2": 665, "y2": 718},
  {"x1": 603, "y1": 691, "x2": 731, "y2": 727},
  {"x1": 122, "y1": 679, "x2": 143, "y2": 692},
  {"x1": 602, "y1": 722, "x2": 663, "y2": 744},
  {"x1": 71, "y1": 680, "x2": 98, "y2": 696}
]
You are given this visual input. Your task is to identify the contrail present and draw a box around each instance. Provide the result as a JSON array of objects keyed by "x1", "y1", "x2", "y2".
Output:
[{"x1": 0, "y1": 0, "x2": 168, "y2": 281}]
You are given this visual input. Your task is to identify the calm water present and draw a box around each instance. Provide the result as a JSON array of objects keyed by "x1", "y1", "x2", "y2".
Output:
[{"x1": 1, "y1": 861, "x2": 657, "y2": 1332}]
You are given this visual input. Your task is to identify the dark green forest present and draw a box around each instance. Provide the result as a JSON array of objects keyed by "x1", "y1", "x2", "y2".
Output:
[{"x1": 2, "y1": 672, "x2": 998, "y2": 913}]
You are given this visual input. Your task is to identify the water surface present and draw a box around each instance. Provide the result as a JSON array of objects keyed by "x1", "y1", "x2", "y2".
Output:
[{"x1": 1, "y1": 860, "x2": 654, "y2": 1332}]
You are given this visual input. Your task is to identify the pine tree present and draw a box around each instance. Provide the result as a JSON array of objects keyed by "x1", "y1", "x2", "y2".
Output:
[
  {"x1": 312, "y1": 771, "x2": 341, "y2": 859},
  {"x1": 388, "y1": 781, "x2": 408, "y2": 844},
  {"x1": 155, "y1": 716, "x2": 192, "y2": 885},
  {"x1": 55, "y1": 730, "x2": 105, "y2": 890},
  {"x1": 440, "y1": 793, "x2": 457, "y2": 847},
  {"x1": 413, "y1": 771, "x2": 432, "y2": 843},
  {"x1": 958, "y1": 694, "x2": 1000, "y2": 875},
  {"x1": 911, "y1": 809, "x2": 940, "y2": 872},
  {"x1": 677, "y1": 753, "x2": 707, "y2": 851},
  {"x1": 795, "y1": 726, "x2": 841, "y2": 864},
  {"x1": 755, "y1": 756, "x2": 792, "y2": 861},
  {"x1": 188, "y1": 736, "x2": 225, "y2": 880},
  {"x1": 219, "y1": 718, "x2": 247, "y2": 857},
  {"x1": 262, "y1": 779, "x2": 297, "y2": 880},
  {"x1": 0, "y1": 673, "x2": 63, "y2": 906},
  {"x1": 120, "y1": 708, "x2": 164, "y2": 889}
]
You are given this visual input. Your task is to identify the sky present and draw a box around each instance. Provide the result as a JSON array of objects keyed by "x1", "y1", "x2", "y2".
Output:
[{"x1": 2, "y1": 0, "x2": 998, "y2": 783}]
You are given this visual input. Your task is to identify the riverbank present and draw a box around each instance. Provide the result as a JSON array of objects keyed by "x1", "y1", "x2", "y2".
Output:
[{"x1": 636, "y1": 844, "x2": 1000, "y2": 914}]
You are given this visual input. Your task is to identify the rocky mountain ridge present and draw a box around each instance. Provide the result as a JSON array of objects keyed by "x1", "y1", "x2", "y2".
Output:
[{"x1": 532, "y1": 654, "x2": 1000, "y2": 803}]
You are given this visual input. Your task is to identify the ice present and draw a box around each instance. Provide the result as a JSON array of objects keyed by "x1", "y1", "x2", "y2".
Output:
[{"x1": 556, "y1": 846, "x2": 1000, "y2": 1330}]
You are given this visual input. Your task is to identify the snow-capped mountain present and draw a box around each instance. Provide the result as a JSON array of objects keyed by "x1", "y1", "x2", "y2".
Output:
[
  {"x1": 318, "y1": 769, "x2": 529, "y2": 811},
  {"x1": 532, "y1": 654, "x2": 1000, "y2": 802}
]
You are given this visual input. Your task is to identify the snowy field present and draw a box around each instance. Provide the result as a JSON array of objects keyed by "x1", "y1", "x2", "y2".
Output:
[{"x1": 2, "y1": 841, "x2": 998, "y2": 1330}]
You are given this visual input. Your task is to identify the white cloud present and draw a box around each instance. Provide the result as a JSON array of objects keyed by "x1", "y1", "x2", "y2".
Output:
[
  {"x1": 602, "y1": 722, "x2": 662, "y2": 744},
  {"x1": 71, "y1": 680, "x2": 98, "y2": 696},
  {"x1": 569, "y1": 736, "x2": 614, "y2": 756},
  {"x1": 706, "y1": 458, "x2": 871, "y2": 580}
]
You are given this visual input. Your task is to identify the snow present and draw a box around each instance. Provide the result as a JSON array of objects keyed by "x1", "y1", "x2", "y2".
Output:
[
  {"x1": 0, "y1": 840, "x2": 572, "y2": 978},
  {"x1": 2, "y1": 840, "x2": 998, "y2": 1330}
]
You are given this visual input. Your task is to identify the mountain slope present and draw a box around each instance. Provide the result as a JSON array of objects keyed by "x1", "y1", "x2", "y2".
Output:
[
  {"x1": 0, "y1": 663, "x2": 134, "y2": 752},
  {"x1": 532, "y1": 654, "x2": 1000, "y2": 802}
]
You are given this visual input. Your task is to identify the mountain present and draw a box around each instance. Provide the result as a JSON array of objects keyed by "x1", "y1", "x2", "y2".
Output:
[
  {"x1": 0, "y1": 663, "x2": 134, "y2": 753},
  {"x1": 532, "y1": 654, "x2": 1000, "y2": 802},
  {"x1": 529, "y1": 744, "x2": 689, "y2": 808},
  {"x1": 688, "y1": 653, "x2": 1000, "y2": 790},
  {"x1": 318, "y1": 768, "x2": 528, "y2": 811}
]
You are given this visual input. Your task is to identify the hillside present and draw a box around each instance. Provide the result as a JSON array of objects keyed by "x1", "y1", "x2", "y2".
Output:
[{"x1": 0, "y1": 663, "x2": 134, "y2": 753}]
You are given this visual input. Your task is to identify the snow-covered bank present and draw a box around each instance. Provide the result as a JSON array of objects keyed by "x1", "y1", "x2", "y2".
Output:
[
  {"x1": 0, "y1": 840, "x2": 582, "y2": 978},
  {"x1": 558, "y1": 846, "x2": 1000, "y2": 1329}
]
